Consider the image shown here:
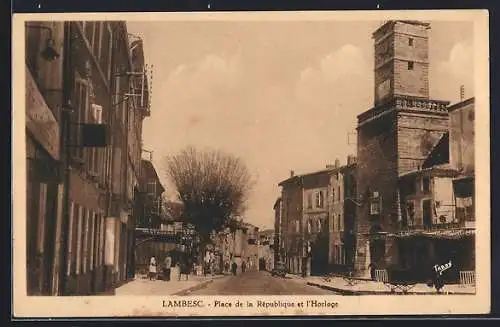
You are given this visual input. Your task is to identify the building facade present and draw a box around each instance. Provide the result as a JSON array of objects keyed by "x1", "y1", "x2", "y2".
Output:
[
  {"x1": 277, "y1": 162, "x2": 354, "y2": 276},
  {"x1": 25, "y1": 21, "x2": 65, "y2": 296},
  {"x1": 213, "y1": 221, "x2": 259, "y2": 273},
  {"x1": 134, "y1": 159, "x2": 166, "y2": 273},
  {"x1": 258, "y1": 229, "x2": 275, "y2": 271},
  {"x1": 329, "y1": 156, "x2": 357, "y2": 274},
  {"x1": 353, "y1": 20, "x2": 475, "y2": 281},
  {"x1": 25, "y1": 20, "x2": 152, "y2": 295},
  {"x1": 393, "y1": 97, "x2": 475, "y2": 282},
  {"x1": 273, "y1": 197, "x2": 283, "y2": 265}
]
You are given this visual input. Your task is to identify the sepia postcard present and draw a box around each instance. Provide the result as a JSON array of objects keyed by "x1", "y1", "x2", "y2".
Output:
[{"x1": 12, "y1": 9, "x2": 490, "y2": 317}]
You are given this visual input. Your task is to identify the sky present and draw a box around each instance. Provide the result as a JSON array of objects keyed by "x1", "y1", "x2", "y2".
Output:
[{"x1": 126, "y1": 19, "x2": 474, "y2": 230}]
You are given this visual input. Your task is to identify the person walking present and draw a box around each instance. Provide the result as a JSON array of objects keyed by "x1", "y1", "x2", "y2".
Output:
[
  {"x1": 163, "y1": 255, "x2": 172, "y2": 281},
  {"x1": 241, "y1": 260, "x2": 246, "y2": 274},
  {"x1": 149, "y1": 256, "x2": 157, "y2": 281},
  {"x1": 231, "y1": 261, "x2": 237, "y2": 276},
  {"x1": 368, "y1": 262, "x2": 377, "y2": 281}
]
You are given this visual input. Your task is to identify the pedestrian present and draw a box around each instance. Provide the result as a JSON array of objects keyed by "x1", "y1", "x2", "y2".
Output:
[
  {"x1": 231, "y1": 261, "x2": 237, "y2": 276},
  {"x1": 179, "y1": 260, "x2": 189, "y2": 281},
  {"x1": 241, "y1": 260, "x2": 246, "y2": 274},
  {"x1": 224, "y1": 261, "x2": 230, "y2": 274},
  {"x1": 368, "y1": 262, "x2": 377, "y2": 281},
  {"x1": 163, "y1": 255, "x2": 172, "y2": 281},
  {"x1": 149, "y1": 256, "x2": 157, "y2": 281}
]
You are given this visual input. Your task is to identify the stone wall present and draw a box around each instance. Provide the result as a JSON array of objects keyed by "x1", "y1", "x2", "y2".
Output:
[{"x1": 397, "y1": 113, "x2": 449, "y2": 175}]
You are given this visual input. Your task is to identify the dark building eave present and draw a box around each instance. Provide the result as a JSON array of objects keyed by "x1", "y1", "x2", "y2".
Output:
[
  {"x1": 448, "y1": 97, "x2": 475, "y2": 112},
  {"x1": 398, "y1": 166, "x2": 461, "y2": 180},
  {"x1": 422, "y1": 132, "x2": 450, "y2": 169}
]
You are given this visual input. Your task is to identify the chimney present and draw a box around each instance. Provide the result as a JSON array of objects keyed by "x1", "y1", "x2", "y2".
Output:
[
  {"x1": 290, "y1": 170, "x2": 295, "y2": 177},
  {"x1": 460, "y1": 85, "x2": 465, "y2": 101},
  {"x1": 334, "y1": 159, "x2": 340, "y2": 169},
  {"x1": 347, "y1": 155, "x2": 357, "y2": 165}
]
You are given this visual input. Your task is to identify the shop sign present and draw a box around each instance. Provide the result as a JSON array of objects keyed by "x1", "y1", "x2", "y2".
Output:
[{"x1": 25, "y1": 67, "x2": 60, "y2": 160}]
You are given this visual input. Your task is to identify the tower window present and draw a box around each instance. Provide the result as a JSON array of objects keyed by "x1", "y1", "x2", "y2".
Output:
[
  {"x1": 408, "y1": 61, "x2": 414, "y2": 70},
  {"x1": 409, "y1": 38, "x2": 414, "y2": 46}
]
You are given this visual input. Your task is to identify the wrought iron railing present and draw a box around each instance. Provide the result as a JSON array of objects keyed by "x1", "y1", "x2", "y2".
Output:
[{"x1": 398, "y1": 221, "x2": 474, "y2": 232}]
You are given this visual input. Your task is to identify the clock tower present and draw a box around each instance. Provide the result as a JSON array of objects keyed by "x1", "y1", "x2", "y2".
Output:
[
  {"x1": 374, "y1": 20, "x2": 430, "y2": 105},
  {"x1": 353, "y1": 20, "x2": 450, "y2": 278}
]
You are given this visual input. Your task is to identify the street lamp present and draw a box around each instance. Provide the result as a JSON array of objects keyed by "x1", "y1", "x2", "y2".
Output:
[{"x1": 26, "y1": 24, "x2": 61, "y2": 61}]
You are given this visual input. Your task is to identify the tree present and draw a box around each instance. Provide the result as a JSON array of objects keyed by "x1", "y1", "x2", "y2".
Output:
[{"x1": 164, "y1": 146, "x2": 254, "y2": 245}]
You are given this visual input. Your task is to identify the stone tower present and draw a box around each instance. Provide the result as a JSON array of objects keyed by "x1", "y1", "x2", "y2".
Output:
[{"x1": 353, "y1": 21, "x2": 450, "y2": 277}]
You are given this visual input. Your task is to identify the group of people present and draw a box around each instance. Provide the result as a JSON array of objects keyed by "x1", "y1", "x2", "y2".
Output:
[
  {"x1": 148, "y1": 255, "x2": 191, "y2": 281},
  {"x1": 224, "y1": 258, "x2": 253, "y2": 276},
  {"x1": 147, "y1": 254, "x2": 257, "y2": 280}
]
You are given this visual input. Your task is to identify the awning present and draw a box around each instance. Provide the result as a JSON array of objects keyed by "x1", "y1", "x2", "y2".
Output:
[{"x1": 453, "y1": 177, "x2": 474, "y2": 198}]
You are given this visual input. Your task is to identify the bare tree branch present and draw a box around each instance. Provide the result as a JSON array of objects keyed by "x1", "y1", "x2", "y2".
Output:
[{"x1": 163, "y1": 146, "x2": 255, "y2": 243}]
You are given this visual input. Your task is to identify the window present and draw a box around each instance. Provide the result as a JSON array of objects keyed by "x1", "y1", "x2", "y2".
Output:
[
  {"x1": 76, "y1": 206, "x2": 84, "y2": 275},
  {"x1": 36, "y1": 183, "x2": 47, "y2": 253},
  {"x1": 307, "y1": 192, "x2": 312, "y2": 209},
  {"x1": 88, "y1": 104, "x2": 103, "y2": 177},
  {"x1": 71, "y1": 203, "x2": 80, "y2": 275},
  {"x1": 316, "y1": 191, "x2": 324, "y2": 208},
  {"x1": 66, "y1": 202, "x2": 75, "y2": 276},
  {"x1": 402, "y1": 177, "x2": 417, "y2": 195},
  {"x1": 93, "y1": 213, "x2": 99, "y2": 269},
  {"x1": 408, "y1": 38, "x2": 414, "y2": 46},
  {"x1": 332, "y1": 188, "x2": 335, "y2": 203},
  {"x1": 408, "y1": 61, "x2": 414, "y2": 70},
  {"x1": 457, "y1": 196, "x2": 474, "y2": 222},
  {"x1": 147, "y1": 181, "x2": 156, "y2": 198},
  {"x1": 422, "y1": 176, "x2": 430, "y2": 193},
  {"x1": 100, "y1": 23, "x2": 113, "y2": 79},
  {"x1": 317, "y1": 219, "x2": 322, "y2": 233},
  {"x1": 82, "y1": 208, "x2": 90, "y2": 274},
  {"x1": 122, "y1": 95, "x2": 128, "y2": 126},
  {"x1": 72, "y1": 77, "x2": 89, "y2": 160},
  {"x1": 406, "y1": 201, "x2": 415, "y2": 226},
  {"x1": 337, "y1": 214, "x2": 341, "y2": 231},
  {"x1": 295, "y1": 220, "x2": 300, "y2": 233}
]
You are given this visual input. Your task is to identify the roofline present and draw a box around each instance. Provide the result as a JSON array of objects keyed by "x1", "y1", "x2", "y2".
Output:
[
  {"x1": 373, "y1": 20, "x2": 430, "y2": 38},
  {"x1": 448, "y1": 97, "x2": 475, "y2": 112},
  {"x1": 399, "y1": 167, "x2": 460, "y2": 179},
  {"x1": 278, "y1": 165, "x2": 354, "y2": 186},
  {"x1": 141, "y1": 159, "x2": 165, "y2": 191},
  {"x1": 273, "y1": 197, "x2": 282, "y2": 209}
]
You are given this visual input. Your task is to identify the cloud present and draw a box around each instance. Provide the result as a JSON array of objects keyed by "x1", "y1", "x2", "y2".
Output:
[
  {"x1": 160, "y1": 53, "x2": 241, "y2": 103},
  {"x1": 319, "y1": 44, "x2": 369, "y2": 80},
  {"x1": 434, "y1": 41, "x2": 474, "y2": 101},
  {"x1": 295, "y1": 45, "x2": 372, "y2": 107},
  {"x1": 438, "y1": 41, "x2": 473, "y2": 82}
]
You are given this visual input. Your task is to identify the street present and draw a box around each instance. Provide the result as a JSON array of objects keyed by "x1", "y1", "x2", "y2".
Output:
[{"x1": 184, "y1": 271, "x2": 336, "y2": 295}]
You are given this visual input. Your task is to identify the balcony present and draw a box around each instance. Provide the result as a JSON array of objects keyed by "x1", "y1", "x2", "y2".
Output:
[
  {"x1": 395, "y1": 220, "x2": 475, "y2": 240},
  {"x1": 358, "y1": 96, "x2": 450, "y2": 126}
]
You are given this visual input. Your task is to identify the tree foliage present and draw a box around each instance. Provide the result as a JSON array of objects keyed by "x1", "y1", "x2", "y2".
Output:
[{"x1": 164, "y1": 146, "x2": 254, "y2": 242}]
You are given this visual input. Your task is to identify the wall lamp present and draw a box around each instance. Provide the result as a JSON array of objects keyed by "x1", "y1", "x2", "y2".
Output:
[{"x1": 26, "y1": 24, "x2": 61, "y2": 61}]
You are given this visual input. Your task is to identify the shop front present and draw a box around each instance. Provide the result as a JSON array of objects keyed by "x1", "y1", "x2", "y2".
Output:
[
  {"x1": 26, "y1": 66, "x2": 63, "y2": 295},
  {"x1": 395, "y1": 230, "x2": 475, "y2": 283}
]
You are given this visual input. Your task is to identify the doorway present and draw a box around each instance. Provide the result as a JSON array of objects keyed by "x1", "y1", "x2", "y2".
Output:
[{"x1": 422, "y1": 199, "x2": 432, "y2": 229}]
